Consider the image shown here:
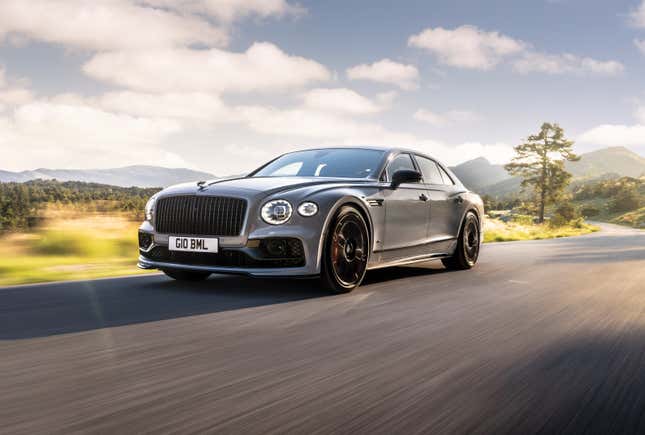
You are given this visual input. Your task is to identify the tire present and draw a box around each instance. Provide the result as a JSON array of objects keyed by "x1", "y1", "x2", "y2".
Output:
[
  {"x1": 442, "y1": 211, "x2": 480, "y2": 270},
  {"x1": 162, "y1": 269, "x2": 211, "y2": 281},
  {"x1": 320, "y1": 206, "x2": 370, "y2": 294}
]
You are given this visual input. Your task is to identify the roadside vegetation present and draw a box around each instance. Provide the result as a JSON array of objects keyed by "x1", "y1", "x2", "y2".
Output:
[
  {"x1": 483, "y1": 213, "x2": 598, "y2": 243},
  {"x1": 0, "y1": 206, "x2": 153, "y2": 286}
]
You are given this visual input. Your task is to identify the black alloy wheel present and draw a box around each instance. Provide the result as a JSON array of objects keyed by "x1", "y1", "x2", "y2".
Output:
[
  {"x1": 321, "y1": 206, "x2": 369, "y2": 293},
  {"x1": 442, "y1": 211, "x2": 480, "y2": 270}
]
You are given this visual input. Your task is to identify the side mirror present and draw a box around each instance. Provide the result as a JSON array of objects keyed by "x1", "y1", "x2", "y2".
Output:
[{"x1": 391, "y1": 169, "x2": 422, "y2": 188}]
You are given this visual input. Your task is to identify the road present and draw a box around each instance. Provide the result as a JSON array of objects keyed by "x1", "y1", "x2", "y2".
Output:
[{"x1": 1, "y1": 223, "x2": 644, "y2": 434}]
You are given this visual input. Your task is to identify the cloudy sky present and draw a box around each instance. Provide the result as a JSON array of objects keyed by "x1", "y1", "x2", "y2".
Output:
[{"x1": 1, "y1": 0, "x2": 645, "y2": 174}]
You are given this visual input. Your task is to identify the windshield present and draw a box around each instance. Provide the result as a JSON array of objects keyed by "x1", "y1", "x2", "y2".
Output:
[{"x1": 252, "y1": 149, "x2": 386, "y2": 179}]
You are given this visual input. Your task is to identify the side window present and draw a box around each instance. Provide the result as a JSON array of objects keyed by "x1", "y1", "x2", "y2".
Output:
[
  {"x1": 386, "y1": 154, "x2": 416, "y2": 180},
  {"x1": 437, "y1": 165, "x2": 455, "y2": 185},
  {"x1": 415, "y1": 156, "x2": 444, "y2": 185}
]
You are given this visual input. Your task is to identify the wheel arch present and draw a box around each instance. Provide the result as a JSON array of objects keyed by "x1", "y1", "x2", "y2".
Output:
[{"x1": 315, "y1": 196, "x2": 374, "y2": 272}]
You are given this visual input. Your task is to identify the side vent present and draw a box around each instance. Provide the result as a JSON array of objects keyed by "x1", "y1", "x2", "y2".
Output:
[{"x1": 367, "y1": 198, "x2": 384, "y2": 207}]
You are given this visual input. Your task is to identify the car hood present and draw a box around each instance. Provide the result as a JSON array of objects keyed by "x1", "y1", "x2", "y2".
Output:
[{"x1": 159, "y1": 176, "x2": 375, "y2": 199}]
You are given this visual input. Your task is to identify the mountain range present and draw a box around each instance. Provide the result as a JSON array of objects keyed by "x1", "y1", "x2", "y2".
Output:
[
  {"x1": 450, "y1": 146, "x2": 645, "y2": 197},
  {"x1": 0, "y1": 165, "x2": 216, "y2": 188},
  {"x1": 1, "y1": 146, "x2": 643, "y2": 191}
]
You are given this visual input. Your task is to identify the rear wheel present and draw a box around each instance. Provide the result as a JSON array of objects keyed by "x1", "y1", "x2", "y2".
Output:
[
  {"x1": 442, "y1": 212, "x2": 480, "y2": 270},
  {"x1": 321, "y1": 206, "x2": 369, "y2": 294},
  {"x1": 162, "y1": 269, "x2": 211, "y2": 281}
]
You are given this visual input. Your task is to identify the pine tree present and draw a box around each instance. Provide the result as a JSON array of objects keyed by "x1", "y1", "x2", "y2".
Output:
[{"x1": 505, "y1": 123, "x2": 579, "y2": 223}]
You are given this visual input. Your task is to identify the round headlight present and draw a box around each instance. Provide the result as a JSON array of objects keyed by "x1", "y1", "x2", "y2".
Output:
[
  {"x1": 261, "y1": 199, "x2": 293, "y2": 225},
  {"x1": 297, "y1": 201, "x2": 318, "y2": 217},
  {"x1": 145, "y1": 195, "x2": 157, "y2": 221}
]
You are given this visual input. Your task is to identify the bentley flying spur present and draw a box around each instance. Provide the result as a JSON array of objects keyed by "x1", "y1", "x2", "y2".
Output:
[{"x1": 138, "y1": 147, "x2": 484, "y2": 293}]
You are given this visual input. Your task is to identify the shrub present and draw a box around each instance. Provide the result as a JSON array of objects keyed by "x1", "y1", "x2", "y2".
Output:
[
  {"x1": 609, "y1": 189, "x2": 641, "y2": 213},
  {"x1": 551, "y1": 203, "x2": 580, "y2": 227},
  {"x1": 580, "y1": 206, "x2": 600, "y2": 217}
]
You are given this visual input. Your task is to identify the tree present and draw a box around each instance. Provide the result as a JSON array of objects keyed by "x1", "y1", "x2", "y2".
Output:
[{"x1": 505, "y1": 123, "x2": 579, "y2": 223}]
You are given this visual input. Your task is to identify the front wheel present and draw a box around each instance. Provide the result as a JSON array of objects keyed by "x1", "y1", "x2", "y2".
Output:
[
  {"x1": 442, "y1": 211, "x2": 480, "y2": 270},
  {"x1": 162, "y1": 269, "x2": 211, "y2": 281},
  {"x1": 320, "y1": 206, "x2": 369, "y2": 294}
]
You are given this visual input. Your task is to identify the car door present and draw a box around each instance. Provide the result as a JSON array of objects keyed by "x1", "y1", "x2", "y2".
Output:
[
  {"x1": 382, "y1": 153, "x2": 430, "y2": 250},
  {"x1": 414, "y1": 155, "x2": 459, "y2": 242}
]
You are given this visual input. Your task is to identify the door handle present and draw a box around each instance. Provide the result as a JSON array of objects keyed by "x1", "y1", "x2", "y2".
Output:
[{"x1": 419, "y1": 193, "x2": 429, "y2": 202}]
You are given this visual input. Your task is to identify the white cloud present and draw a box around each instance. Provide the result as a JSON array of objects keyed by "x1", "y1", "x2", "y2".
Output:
[
  {"x1": 96, "y1": 91, "x2": 237, "y2": 122},
  {"x1": 0, "y1": 100, "x2": 184, "y2": 170},
  {"x1": 513, "y1": 52, "x2": 624, "y2": 76},
  {"x1": 301, "y1": 88, "x2": 384, "y2": 115},
  {"x1": 0, "y1": 67, "x2": 5, "y2": 88},
  {"x1": 414, "y1": 108, "x2": 481, "y2": 126},
  {"x1": 635, "y1": 39, "x2": 645, "y2": 55},
  {"x1": 141, "y1": 0, "x2": 304, "y2": 23},
  {"x1": 83, "y1": 42, "x2": 331, "y2": 93},
  {"x1": 346, "y1": 59, "x2": 419, "y2": 90},
  {"x1": 0, "y1": 88, "x2": 34, "y2": 106},
  {"x1": 237, "y1": 105, "x2": 416, "y2": 145},
  {"x1": 630, "y1": 1, "x2": 645, "y2": 27},
  {"x1": 635, "y1": 105, "x2": 645, "y2": 124},
  {"x1": 578, "y1": 124, "x2": 645, "y2": 152},
  {"x1": 408, "y1": 25, "x2": 524, "y2": 70},
  {"x1": 0, "y1": 0, "x2": 227, "y2": 50}
]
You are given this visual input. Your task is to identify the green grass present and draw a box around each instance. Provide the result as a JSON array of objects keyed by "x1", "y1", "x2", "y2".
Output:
[
  {"x1": 483, "y1": 218, "x2": 599, "y2": 243},
  {"x1": 610, "y1": 207, "x2": 645, "y2": 229},
  {"x1": 0, "y1": 212, "x2": 152, "y2": 286}
]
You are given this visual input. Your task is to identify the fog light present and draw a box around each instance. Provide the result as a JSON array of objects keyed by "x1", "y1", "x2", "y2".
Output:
[
  {"x1": 138, "y1": 231, "x2": 153, "y2": 250},
  {"x1": 265, "y1": 239, "x2": 288, "y2": 257}
]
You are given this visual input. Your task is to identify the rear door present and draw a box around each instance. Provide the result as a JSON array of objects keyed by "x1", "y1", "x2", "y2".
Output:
[
  {"x1": 382, "y1": 153, "x2": 430, "y2": 250},
  {"x1": 414, "y1": 155, "x2": 460, "y2": 241}
]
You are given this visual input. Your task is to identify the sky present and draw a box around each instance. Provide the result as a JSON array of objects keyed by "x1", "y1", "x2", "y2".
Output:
[{"x1": 1, "y1": 0, "x2": 645, "y2": 175}]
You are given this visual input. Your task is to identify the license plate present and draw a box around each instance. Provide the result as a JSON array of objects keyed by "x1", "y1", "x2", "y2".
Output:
[{"x1": 169, "y1": 236, "x2": 218, "y2": 253}]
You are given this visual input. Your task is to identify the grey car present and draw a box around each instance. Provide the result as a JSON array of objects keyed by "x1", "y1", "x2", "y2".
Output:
[{"x1": 138, "y1": 147, "x2": 484, "y2": 293}]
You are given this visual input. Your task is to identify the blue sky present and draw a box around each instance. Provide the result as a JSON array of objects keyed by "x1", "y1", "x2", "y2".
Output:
[{"x1": 0, "y1": 0, "x2": 644, "y2": 174}]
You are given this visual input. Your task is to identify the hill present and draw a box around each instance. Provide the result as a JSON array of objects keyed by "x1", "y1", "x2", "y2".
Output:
[
  {"x1": 449, "y1": 157, "x2": 509, "y2": 192},
  {"x1": 452, "y1": 147, "x2": 645, "y2": 196},
  {"x1": 565, "y1": 146, "x2": 645, "y2": 179},
  {"x1": 0, "y1": 165, "x2": 216, "y2": 188}
]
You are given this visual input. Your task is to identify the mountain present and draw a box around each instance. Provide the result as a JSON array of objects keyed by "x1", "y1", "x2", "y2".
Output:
[
  {"x1": 565, "y1": 146, "x2": 645, "y2": 179},
  {"x1": 449, "y1": 157, "x2": 510, "y2": 192},
  {"x1": 452, "y1": 146, "x2": 645, "y2": 197},
  {"x1": 0, "y1": 165, "x2": 216, "y2": 188}
]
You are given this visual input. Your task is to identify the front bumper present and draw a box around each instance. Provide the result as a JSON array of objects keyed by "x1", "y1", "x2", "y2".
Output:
[
  {"x1": 138, "y1": 225, "x2": 324, "y2": 277},
  {"x1": 137, "y1": 256, "x2": 316, "y2": 278}
]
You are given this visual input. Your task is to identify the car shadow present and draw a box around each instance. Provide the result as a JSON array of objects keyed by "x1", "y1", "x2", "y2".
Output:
[
  {"x1": 0, "y1": 274, "x2": 329, "y2": 340},
  {"x1": 1, "y1": 263, "x2": 455, "y2": 340}
]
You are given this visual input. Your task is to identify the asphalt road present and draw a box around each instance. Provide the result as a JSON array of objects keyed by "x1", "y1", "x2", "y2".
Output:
[{"x1": 1, "y1": 223, "x2": 644, "y2": 434}]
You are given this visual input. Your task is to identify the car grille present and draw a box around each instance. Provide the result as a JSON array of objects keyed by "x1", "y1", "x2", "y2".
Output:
[{"x1": 155, "y1": 195, "x2": 247, "y2": 236}]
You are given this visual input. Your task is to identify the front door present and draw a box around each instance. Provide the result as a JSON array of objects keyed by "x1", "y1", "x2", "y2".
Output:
[
  {"x1": 415, "y1": 155, "x2": 464, "y2": 241},
  {"x1": 382, "y1": 153, "x2": 430, "y2": 250}
]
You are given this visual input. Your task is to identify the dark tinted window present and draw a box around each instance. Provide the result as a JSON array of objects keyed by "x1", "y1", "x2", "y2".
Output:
[
  {"x1": 253, "y1": 148, "x2": 385, "y2": 179},
  {"x1": 415, "y1": 156, "x2": 443, "y2": 184},
  {"x1": 437, "y1": 165, "x2": 455, "y2": 185},
  {"x1": 386, "y1": 154, "x2": 416, "y2": 179}
]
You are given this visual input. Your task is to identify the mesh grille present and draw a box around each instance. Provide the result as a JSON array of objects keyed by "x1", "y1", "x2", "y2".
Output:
[
  {"x1": 142, "y1": 246, "x2": 304, "y2": 268},
  {"x1": 155, "y1": 195, "x2": 246, "y2": 236}
]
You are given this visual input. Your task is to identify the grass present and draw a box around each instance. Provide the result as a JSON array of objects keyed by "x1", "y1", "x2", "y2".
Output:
[
  {"x1": 610, "y1": 207, "x2": 645, "y2": 229},
  {"x1": 0, "y1": 210, "x2": 152, "y2": 286},
  {"x1": 483, "y1": 217, "x2": 599, "y2": 243}
]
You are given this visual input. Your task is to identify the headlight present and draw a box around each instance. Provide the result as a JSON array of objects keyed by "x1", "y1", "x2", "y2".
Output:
[
  {"x1": 145, "y1": 195, "x2": 157, "y2": 222},
  {"x1": 261, "y1": 199, "x2": 292, "y2": 225},
  {"x1": 297, "y1": 201, "x2": 318, "y2": 217}
]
